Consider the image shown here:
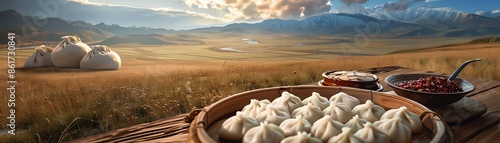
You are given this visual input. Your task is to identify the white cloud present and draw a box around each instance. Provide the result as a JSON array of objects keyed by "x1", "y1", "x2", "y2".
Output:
[
  {"x1": 492, "y1": 10, "x2": 500, "y2": 14},
  {"x1": 179, "y1": 0, "x2": 331, "y2": 21},
  {"x1": 475, "y1": 11, "x2": 485, "y2": 15},
  {"x1": 425, "y1": 0, "x2": 440, "y2": 2},
  {"x1": 151, "y1": 8, "x2": 230, "y2": 23},
  {"x1": 65, "y1": 0, "x2": 229, "y2": 29}
]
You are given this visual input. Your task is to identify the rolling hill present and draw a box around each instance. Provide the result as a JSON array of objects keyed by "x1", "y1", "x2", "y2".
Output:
[
  {"x1": 96, "y1": 34, "x2": 205, "y2": 45},
  {"x1": 0, "y1": 10, "x2": 171, "y2": 43}
]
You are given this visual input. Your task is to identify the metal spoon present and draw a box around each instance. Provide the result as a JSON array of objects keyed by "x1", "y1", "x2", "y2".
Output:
[{"x1": 448, "y1": 58, "x2": 482, "y2": 81}]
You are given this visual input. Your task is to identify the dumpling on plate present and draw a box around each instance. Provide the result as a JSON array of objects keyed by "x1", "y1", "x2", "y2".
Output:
[
  {"x1": 243, "y1": 121, "x2": 285, "y2": 143},
  {"x1": 322, "y1": 102, "x2": 352, "y2": 124},
  {"x1": 373, "y1": 117, "x2": 411, "y2": 143},
  {"x1": 352, "y1": 100, "x2": 386, "y2": 122},
  {"x1": 291, "y1": 103, "x2": 323, "y2": 124},
  {"x1": 241, "y1": 99, "x2": 268, "y2": 118},
  {"x1": 256, "y1": 105, "x2": 290, "y2": 125},
  {"x1": 327, "y1": 127, "x2": 366, "y2": 143},
  {"x1": 354, "y1": 122, "x2": 390, "y2": 143},
  {"x1": 272, "y1": 91, "x2": 303, "y2": 114},
  {"x1": 344, "y1": 115, "x2": 368, "y2": 133},
  {"x1": 279, "y1": 115, "x2": 312, "y2": 137},
  {"x1": 281, "y1": 131, "x2": 322, "y2": 143},
  {"x1": 302, "y1": 92, "x2": 330, "y2": 110},
  {"x1": 380, "y1": 106, "x2": 422, "y2": 133},
  {"x1": 311, "y1": 115, "x2": 345, "y2": 142},
  {"x1": 219, "y1": 112, "x2": 259, "y2": 141},
  {"x1": 329, "y1": 92, "x2": 360, "y2": 109}
]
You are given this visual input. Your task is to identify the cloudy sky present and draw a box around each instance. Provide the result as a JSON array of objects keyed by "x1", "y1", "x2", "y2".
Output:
[{"x1": 1, "y1": 0, "x2": 499, "y2": 30}]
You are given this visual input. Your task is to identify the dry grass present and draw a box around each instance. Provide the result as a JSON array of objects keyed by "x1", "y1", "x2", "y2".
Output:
[{"x1": 0, "y1": 45, "x2": 499, "y2": 142}]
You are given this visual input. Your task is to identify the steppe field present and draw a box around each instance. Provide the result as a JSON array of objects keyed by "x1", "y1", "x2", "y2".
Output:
[{"x1": 1, "y1": 33, "x2": 500, "y2": 142}]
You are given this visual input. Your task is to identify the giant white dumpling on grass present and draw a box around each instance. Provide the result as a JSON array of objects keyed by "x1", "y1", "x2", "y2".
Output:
[
  {"x1": 51, "y1": 36, "x2": 91, "y2": 68},
  {"x1": 80, "y1": 45, "x2": 121, "y2": 70},
  {"x1": 24, "y1": 45, "x2": 54, "y2": 68}
]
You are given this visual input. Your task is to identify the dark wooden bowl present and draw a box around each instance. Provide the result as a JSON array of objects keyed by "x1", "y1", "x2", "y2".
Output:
[
  {"x1": 385, "y1": 73, "x2": 475, "y2": 107},
  {"x1": 322, "y1": 70, "x2": 379, "y2": 90}
]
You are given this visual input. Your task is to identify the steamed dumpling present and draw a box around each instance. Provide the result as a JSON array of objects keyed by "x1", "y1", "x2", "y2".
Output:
[
  {"x1": 327, "y1": 127, "x2": 366, "y2": 143},
  {"x1": 291, "y1": 103, "x2": 323, "y2": 123},
  {"x1": 243, "y1": 121, "x2": 285, "y2": 143},
  {"x1": 311, "y1": 115, "x2": 345, "y2": 142},
  {"x1": 322, "y1": 102, "x2": 352, "y2": 124},
  {"x1": 260, "y1": 99, "x2": 272, "y2": 105},
  {"x1": 329, "y1": 92, "x2": 360, "y2": 109},
  {"x1": 380, "y1": 106, "x2": 423, "y2": 133},
  {"x1": 241, "y1": 99, "x2": 268, "y2": 118},
  {"x1": 302, "y1": 92, "x2": 330, "y2": 110},
  {"x1": 344, "y1": 115, "x2": 368, "y2": 133},
  {"x1": 354, "y1": 122, "x2": 390, "y2": 143},
  {"x1": 279, "y1": 115, "x2": 312, "y2": 137},
  {"x1": 256, "y1": 105, "x2": 290, "y2": 125},
  {"x1": 272, "y1": 91, "x2": 303, "y2": 113},
  {"x1": 219, "y1": 112, "x2": 259, "y2": 141},
  {"x1": 281, "y1": 132, "x2": 322, "y2": 143},
  {"x1": 352, "y1": 100, "x2": 386, "y2": 122},
  {"x1": 373, "y1": 117, "x2": 411, "y2": 143}
]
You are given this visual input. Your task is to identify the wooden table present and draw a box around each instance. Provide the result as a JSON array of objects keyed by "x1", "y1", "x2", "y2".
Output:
[{"x1": 70, "y1": 66, "x2": 500, "y2": 143}]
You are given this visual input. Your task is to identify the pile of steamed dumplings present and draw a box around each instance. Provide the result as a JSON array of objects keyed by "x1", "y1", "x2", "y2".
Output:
[{"x1": 219, "y1": 92, "x2": 423, "y2": 143}]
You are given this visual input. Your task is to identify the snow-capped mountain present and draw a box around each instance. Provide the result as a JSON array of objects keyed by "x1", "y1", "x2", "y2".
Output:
[
  {"x1": 195, "y1": 5, "x2": 500, "y2": 37},
  {"x1": 334, "y1": 5, "x2": 500, "y2": 27},
  {"x1": 224, "y1": 13, "x2": 415, "y2": 34}
]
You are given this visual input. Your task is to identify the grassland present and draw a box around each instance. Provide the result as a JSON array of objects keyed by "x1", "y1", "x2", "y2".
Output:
[{"x1": 0, "y1": 34, "x2": 499, "y2": 142}]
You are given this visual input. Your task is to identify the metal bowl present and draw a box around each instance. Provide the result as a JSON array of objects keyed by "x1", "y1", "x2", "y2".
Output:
[{"x1": 385, "y1": 73, "x2": 475, "y2": 107}]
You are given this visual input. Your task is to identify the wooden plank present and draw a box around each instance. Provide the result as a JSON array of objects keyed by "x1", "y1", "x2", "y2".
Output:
[
  {"x1": 463, "y1": 78, "x2": 500, "y2": 97},
  {"x1": 451, "y1": 86, "x2": 500, "y2": 143},
  {"x1": 466, "y1": 124, "x2": 500, "y2": 143},
  {"x1": 69, "y1": 114, "x2": 188, "y2": 143},
  {"x1": 451, "y1": 110, "x2": 500, "y2": 143},
  {"x1": 144, "y1": 133, "x2": 188, "y2": 143},
  {"x1": 469, "y1": 86, "x2": 500, "y2": 115},
  {"x1": 428, "y1": 97, "x2": 487, "y2": 125}
]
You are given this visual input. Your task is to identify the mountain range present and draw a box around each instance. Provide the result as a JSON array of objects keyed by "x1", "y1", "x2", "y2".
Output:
[
  {"x1": 2, "y1": 6, "x2": 500, "y2": 44},
  {"x1": 216, "y1": 6, "x2": 500, "y2": 37},
  {"x1": 0, "y1": 10, "x2": 171, "y2": 44}
]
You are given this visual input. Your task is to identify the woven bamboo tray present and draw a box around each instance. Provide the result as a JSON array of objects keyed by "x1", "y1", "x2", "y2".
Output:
[{"x1": 188, "y1": 85, "x2": 453, "y2": 143}]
